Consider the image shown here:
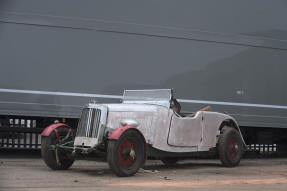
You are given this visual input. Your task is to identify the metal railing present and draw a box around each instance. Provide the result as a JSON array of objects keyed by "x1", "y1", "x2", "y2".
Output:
[
  {"x1": 0, "y1": 116, "x2": 78, "y2": 149},
  {"x1": 0, "y1": 117, "x2": 43, "y2": 149}
]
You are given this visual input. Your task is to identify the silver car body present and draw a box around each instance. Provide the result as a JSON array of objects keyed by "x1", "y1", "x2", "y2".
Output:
[{"x1": 74, "y1": 89, "x2": 245, "y2": 153}]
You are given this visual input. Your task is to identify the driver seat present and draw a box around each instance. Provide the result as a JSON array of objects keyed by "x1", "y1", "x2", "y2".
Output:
[{"x1": 186, "y1": 106, "x2": 212, "y2": 117}]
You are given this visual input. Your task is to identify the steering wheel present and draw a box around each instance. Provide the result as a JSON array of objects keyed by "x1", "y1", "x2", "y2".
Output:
[{"x1": 171, "y1": 97, "x2": 181, "y2": 114}]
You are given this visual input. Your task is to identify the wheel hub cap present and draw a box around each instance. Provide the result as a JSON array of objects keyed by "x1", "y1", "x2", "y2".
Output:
[
  {"x1": 228, "y1": 138, "x2": 238, "y2": 159},
  {"x1": 118, "y1": 140, "x2": 136, "y2": 167}
]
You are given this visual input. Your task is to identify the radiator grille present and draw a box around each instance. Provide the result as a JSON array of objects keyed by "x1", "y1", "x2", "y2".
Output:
[{"x1": 76, "y1": 108, "x2": 102, "y2": 138}]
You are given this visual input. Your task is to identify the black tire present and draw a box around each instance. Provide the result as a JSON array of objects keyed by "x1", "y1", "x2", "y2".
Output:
[
  {"x1": 161, "y1": 158, "x2": 178, "y2": 165},
  {"x1": 107, "y1": 129, "x2": 146, "y2": 177},
  {"x1": 218, "y1": 127, "x2": 244, "y2": 167},
  {"x1": 41, "y1": 127, "x2": 75, "y2": 170}
]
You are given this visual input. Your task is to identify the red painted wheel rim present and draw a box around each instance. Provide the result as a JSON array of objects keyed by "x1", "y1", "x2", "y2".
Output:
[
  {"x1": 118, "y1": 140, "x2": 135, "y2": 167},
  {"x1": 228, "y1": 137, "x2": 238, "y2": 159}
]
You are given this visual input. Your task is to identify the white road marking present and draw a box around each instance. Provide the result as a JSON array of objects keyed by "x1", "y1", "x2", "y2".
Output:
[{"x1": 0, "y1": 88, "x2": 287, "y2": 110}]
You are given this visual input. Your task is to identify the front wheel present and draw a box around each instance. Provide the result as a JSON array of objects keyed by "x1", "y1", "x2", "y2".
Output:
[
  {"x1": 218, "y1": 127, "x2": 244, "y2": 167},
  {"x1": 107, "y1": 129, "x2": 146, "y2": 177},
  {"x1": 41, "y1": 126, "x2": 75, "y2": 170}
]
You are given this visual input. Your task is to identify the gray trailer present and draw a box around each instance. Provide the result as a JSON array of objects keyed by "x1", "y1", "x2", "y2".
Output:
[{"x1": 0, "y1": 0, "x2": 286, "y2": 151}]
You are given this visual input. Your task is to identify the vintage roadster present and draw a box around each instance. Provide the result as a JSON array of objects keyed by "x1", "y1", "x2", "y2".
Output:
[{"x1": 41, "y1": 89, "x2": 245, "y2": 177}]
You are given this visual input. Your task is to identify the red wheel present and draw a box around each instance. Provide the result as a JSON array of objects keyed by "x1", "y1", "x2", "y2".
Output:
[
  {"x1": 118, "y1": 140, "x2": 136, "y2": 167},
  {"x1": 107, "y1": 129, "x2": 146, "y2": 177},
  {"x1": 218, "y1": 127, "x2": 244, "y2": 167},
  {"x1": 228, "y1": 137, "x2": 238, "y2": 159}
]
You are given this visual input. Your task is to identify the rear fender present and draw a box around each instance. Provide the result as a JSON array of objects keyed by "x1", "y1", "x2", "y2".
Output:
[{"x1": 219, "y1": 119, "x2": 246, "y2": 147}]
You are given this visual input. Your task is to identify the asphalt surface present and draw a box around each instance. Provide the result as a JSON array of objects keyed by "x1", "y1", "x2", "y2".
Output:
[{"x1": 0, "y1": 151, "x2": 287, "y2": 191}]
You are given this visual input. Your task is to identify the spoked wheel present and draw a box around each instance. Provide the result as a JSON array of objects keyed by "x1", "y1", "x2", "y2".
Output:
[
  {"x1": 41, "y1": 126, "x2": 75, "y2": 170},
  {"x1": 161, "y1": 157, "x2": 178, "y2": 166},
  {"x1": 218, "y1": 127, "x2": 244, "y2": 167},
  {"x1": 107, "y1": 129, "x2": 146, "y2": 177}
]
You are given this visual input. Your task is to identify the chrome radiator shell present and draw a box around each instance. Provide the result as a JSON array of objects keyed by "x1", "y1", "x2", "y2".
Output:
[{"x1": 74, "y1": 104, "x2": 108, "y2": 148}]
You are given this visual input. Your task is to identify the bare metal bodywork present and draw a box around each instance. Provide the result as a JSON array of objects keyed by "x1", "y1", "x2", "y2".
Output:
[
  {"x1": 74, "y1": 89, "x2": 245, "y2": 153},
  {"x1": 104, "y1": 104, "x2": 245, "y2": 153}
]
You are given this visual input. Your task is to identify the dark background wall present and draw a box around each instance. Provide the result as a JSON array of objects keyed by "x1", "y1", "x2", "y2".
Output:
[{"x1": 0, "y1": 0, "x2": 286, "y2": 127}]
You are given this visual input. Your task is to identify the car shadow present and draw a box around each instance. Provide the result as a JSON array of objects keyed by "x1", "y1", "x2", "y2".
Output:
[
  {"x1": 62, "y1": 160, "x2": 223, "y2": 177},
  {"x1": 144, "y1": 161, "x2": 222, "y2": 171},
  {"x1": 69, "y1": 167, "x2": 115, "y2": 177}
]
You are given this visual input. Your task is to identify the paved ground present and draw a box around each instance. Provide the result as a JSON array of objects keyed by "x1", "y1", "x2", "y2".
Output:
[{"x1": 0, "y1": 152, "x2": 287, "y2": 191}]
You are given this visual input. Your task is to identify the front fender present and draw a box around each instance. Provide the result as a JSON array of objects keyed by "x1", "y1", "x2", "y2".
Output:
[
  {"x1": 108, "y1": 126, "x2": 137, "y2": 140},
  {"x1": 108, "y1": 125, "x2": 147, "y2": 164},
  {"x1": 41, "y1": 123, "x2": 70, "y2": 136}
]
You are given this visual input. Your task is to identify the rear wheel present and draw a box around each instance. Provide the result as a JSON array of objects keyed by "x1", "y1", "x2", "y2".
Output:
[
  {"x1": 218, "y1": 127, "x2": 244, "y2": 167},
  {"x1": 41, "y1": 126, "x2": 75, "y2": 170},
  {"x1": 107, "y1": 129, "x2": 146, "y2": 177}
]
